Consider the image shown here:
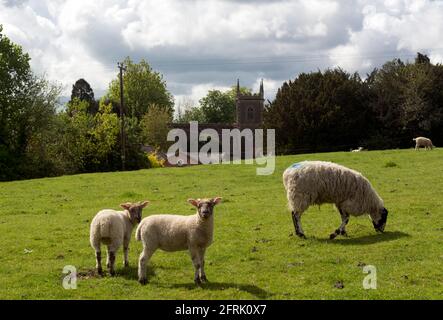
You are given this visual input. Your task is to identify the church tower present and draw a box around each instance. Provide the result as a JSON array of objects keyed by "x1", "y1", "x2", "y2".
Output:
[{"x1": 235, "y1": 79, "x2": 264, "y2": 130}]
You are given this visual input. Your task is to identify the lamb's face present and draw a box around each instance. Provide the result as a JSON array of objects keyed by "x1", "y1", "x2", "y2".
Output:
[
  {"x1": 120, "y1": 200, "x2": 149, "y2": 224},
  {"x1": 188, "y1": 197, "x2": 222, "y2": 220},
  {"x1": 372, "y1": 207, "x2": 388, "y2": 232},
  {"x1": 129, "y1": 206, "x2": 143, "y2": 223}
]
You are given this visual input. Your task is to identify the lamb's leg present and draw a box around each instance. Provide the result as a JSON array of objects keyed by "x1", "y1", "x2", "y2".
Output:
[
  {"x1": 106, "y1": 251, "x2": 110, "y2": 269},
  {"x1": 123, "y1": 238, "x2": 130, "y2": 267},
  {"x1": 123, "y1": 246, "x2": 129, "y2": 268},
  {"x1": 291, "y1": 211, "x2": 306, "y2": 239},
  {"x1": 138, "y1": 246, "x2": 155, "y2": 285},
  {"x1": 330, "y1": 209, "x2": 350, "y2": 239},
  {"x1": 190, "y1": 247, "x2": 203, "y2": 285},
  {"x1": 107, "y1": 247, "x2": 116, "y2": 276},
  {"x1": 199, "y1": 247, "x2": 208, "y2": 283},
  {"x1": 95, "y1": 251, "x2": 103, "y2": 275},
  {"x1": 91, "y1": 240, "x2": 103, "y2": 275}
]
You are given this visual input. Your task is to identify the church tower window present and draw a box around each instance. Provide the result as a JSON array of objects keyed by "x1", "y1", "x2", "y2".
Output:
[{"x1": 247, "y1": 107, "x2": 254, "y2": 121}]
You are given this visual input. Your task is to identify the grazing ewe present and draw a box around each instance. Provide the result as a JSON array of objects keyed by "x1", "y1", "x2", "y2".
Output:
[
  {"x1": 136, "y1": 197, "x2": 222, "y2": 285},
  {"x1": 413, "y1": 137, "x2": 434, "y2": 150},
  {"x1": 351, "y1": 147, "x2": 364, "y2": 152},
  {"x1": 90, "y1": 201, "x2": 149, "y2": 275},
  {"x1": 283, "y1": 161, "x2": 388, "y2": 239}
]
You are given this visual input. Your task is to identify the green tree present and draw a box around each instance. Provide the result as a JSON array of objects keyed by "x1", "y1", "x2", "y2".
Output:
[
  {"x1": 198, "y1": 86, "x2": 251, "y2": 123},
  {"x1": 367, "y1": 53, "x2": 443, "y2": 147},
  {"x1": 107, "y1": 57, "x2": 174, "y2": 119},
  {"x1": 265, "y1": 69, "x2": 374, "y2": 153},
  {"x1": 92, "y1": 100, "x2": 120, "y2": 164},
  {"x1": 199, "y1": 90, "x2": 235, "y2": 123},
  {"x1": 118, "y1": 116, "x2": 150, "y2": 170},
  {"x1": 226, "y1": 85, "x2": 251, "y2": 100},
  {"x1": 51, "y1": 98, "x2": 120, "y2": 173},
  {"x1": 178, "y1": 106, "x2": 206, "y2": 123},
  {"x1": 69, "y1": 78, "x2": 98, "y2": 115},
  {"x1": 140, "y1": 104, "x2": 173, "y2": 151},
  {"x1": 399, "y1": 56, "x2": 443, "y2": 142},
  {"x1": 0, "y1": 25, "x2": 61, "y2": 180},
  {"x1": 366, "y1": 59, "x2": 407, "y2": 148},
  {"x1": 175, "y1": 85, "x2": 251, "y2": 124}
]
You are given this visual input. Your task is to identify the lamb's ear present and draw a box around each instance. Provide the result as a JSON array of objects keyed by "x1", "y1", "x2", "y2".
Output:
[
  {"x1": 120, "y1": 203, "x2": 132, "y2": 210},
  {"x1": 187, "y1": 198, "x2": 199, "y2": 207},
  {"x1": 212, "y1": 197, "x2": 222, "y2": 205},
  {"x1": 140, "y1": 200, "x2": 150, "y2": 208}
]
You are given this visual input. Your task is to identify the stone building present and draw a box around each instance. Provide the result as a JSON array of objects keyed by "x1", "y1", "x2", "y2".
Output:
[
  {"x1": 166, "y1": 79, "x2": 265, "y2": 164},
  {"x1": 172, "y1": 79, "x2": 264, "y2": 134},
  {"x1": 235, "y1": 79, "x2": 264, "y2": 130}
]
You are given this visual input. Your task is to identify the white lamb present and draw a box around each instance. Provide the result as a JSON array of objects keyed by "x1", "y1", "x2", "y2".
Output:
[
  {"x1": 413, "y1": 137, "x2": 434, "y2": 150},
  {"x1": 283, "y1": 161, "x2": 388, "y2": 239},
  {"x1": 135, "y1": 197, "x2": 222, "y2": 285},
  {"x1": 90, "y1": 201, "x2": 149, "y2": 275}
]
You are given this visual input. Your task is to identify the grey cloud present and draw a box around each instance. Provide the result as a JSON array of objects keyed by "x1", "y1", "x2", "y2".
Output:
[
  {"x1": 1, "y1": 0, "x2": 27, "y2": 7},
  {"x1": 2, "y1": 0, "x2": 442, "y2": 104}
]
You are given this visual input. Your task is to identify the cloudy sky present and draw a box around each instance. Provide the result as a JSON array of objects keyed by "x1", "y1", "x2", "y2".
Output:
[{"x1": 1, "y1": 0, "x2": 443, "y2": 107}]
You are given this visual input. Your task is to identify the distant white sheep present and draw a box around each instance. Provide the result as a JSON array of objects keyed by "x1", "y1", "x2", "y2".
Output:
[
  {"x1": 135, "y1": 197, "x2": 222, "y2": 285},
  {"x1": 283, "y1": 161, "x2": 388, "y2": 239},
  {"x1": 90, "y1": 201, "x2": 149, "y2": 275},
  {"x1": 351, "y1": 147, "x2": 365, "y2": 152},
  {"x1": 413, "y1": 137, "x2": 434, "y2": 150}
]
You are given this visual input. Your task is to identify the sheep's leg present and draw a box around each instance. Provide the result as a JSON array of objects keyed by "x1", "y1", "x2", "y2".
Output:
[
  {"x1": 199, "y1": 248, "x2": 208, "y2": 283},
  {"x1": 95, "y1": 251, "x2": 103, "y2": 275},
  {"x1": 123, "y1": 246, "x2": 129, "y2": 267},
  {"x1": 330, "y1": 209, "x2": 350, "y2": 239},
  {"x1": 109, "y1": 251, "x2": 116, "y2": 276},
  {"x1": 190, "y1": 247, "x2": 204, "y2": 285},
  {"x1": 123, "y1": 237, "x2": 130, "y2": 267},
  {"x1": 106, "y1": 251, "x2": 110, "y2": 269},
  {"x1": 291, "y1": 211, "x2": 306, "y2": 239},
  {"x1": 107, "y1": 247, "x2": 117, "y2": 276},
  {"x1": 138, "y1": 246, "x2": 155, "y2": 285}
]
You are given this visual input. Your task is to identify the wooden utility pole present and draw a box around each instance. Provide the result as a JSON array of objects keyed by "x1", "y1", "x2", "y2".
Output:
[{"x1": 118, "y1": 62, "x2": 127, "y2": 171}]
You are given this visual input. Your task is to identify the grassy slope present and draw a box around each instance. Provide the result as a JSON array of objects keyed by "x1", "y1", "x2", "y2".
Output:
[{"x1": 0, "y1": 149, "x2": 442, "y2": 299}]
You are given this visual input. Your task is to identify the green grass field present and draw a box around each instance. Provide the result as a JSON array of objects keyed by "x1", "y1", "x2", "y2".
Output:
[{"x1": 1, "y1": 149, "x2": 442, "y2": 299}]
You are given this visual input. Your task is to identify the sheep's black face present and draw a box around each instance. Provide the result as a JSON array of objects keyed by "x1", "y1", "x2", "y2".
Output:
[{"x1": 372, "y1": 208, "x2": 388, "y2": 232}]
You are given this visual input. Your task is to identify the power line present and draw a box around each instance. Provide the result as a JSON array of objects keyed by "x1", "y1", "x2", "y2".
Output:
[
  {"x1": 92, "y1": 48, "x2": 443, "y2": 69},
  {"x1": 148, "y1": 53, "x2": 441, "y2": 66},
  {"x1": 63, "y1": 48, "x2": 443, "y2": 75}
]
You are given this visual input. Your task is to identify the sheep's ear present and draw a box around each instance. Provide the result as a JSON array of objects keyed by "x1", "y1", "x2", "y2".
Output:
[
  {"x1": 212, "y1": 197, "x2": 222, "y2": 205},
  {"x1": 140, "y1": 200, "x2": 149, "y2": 208},
  {"x1": 120, "y1": 203, "x2": 132, "y2": 210},
  {"x1": 188, "y1": 198, "x2": 199, "y2": 207}
]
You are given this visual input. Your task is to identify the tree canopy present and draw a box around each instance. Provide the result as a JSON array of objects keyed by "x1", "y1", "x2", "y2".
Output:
[
  {"x1": 265, "y1": 53, "x2": 443, "y2": 153},
  {"x1": 107, "y1": 57, "x2": 174, "y2": 119},
  {"x1": 0, "y1": 25, "x2": 61, "y2": 180},
  {"x1": 140, "y1": 104, "x2": 173, "y2": 151},
  {"x1": 265, "y1": 69, "x2": 373, "y2": 153},
  {"x1": 69, "y1": 78, "x2": 98, "y2": 114},
  {"x1": 176, "y1": 85, "x2": 251, "y2": 123}
]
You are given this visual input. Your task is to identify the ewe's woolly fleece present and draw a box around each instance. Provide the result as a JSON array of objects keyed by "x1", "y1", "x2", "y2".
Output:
[
  {"x1": 283, "y1": 161, "x2": 384, "y2": 216},
  {"x1": 414, "y1": 137, "x2": 433, "y2": 148}
]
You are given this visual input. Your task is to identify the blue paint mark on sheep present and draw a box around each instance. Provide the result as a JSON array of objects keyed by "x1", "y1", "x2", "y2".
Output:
[{"x1": 288, "y1": 162, "x2": 305, "y2": 170}]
